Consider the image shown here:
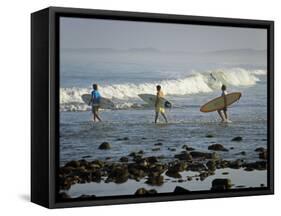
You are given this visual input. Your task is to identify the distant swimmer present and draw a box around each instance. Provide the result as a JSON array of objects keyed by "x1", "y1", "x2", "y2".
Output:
[
  {"x1": 155, "y1": 85, "x2": 168, "y2": 124},
  {"x1": 217, "y1": 84, "x2": 231, "y2": 123},
  {"x1": 90, "y1": 83, "x2": 102, "y2": 122},
  {"x1": 210, "y1": 73, "x2": 216, "y2": 81}
]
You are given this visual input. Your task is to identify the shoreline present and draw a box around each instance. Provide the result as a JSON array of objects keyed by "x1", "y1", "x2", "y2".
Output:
[{"x1": 58, "y1": 142, "x2": 267, "y2": 200}]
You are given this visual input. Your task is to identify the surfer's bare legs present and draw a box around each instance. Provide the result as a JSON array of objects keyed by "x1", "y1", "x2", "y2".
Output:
[
  {"x1": 217, "y1": 110, "x2": 225, "y2": 122},
  {"x1": 155, "y1": 112, "x2": 159, "y2": 124},
  {"x1": 94, "y1": 111, "x2": 102, "y2": 122},
  {"x1": 92, "y1": 106, "x2": 102, "y2": 122},
  {"x1": 155, "y1": 112, "x2": 168, "y2": 124},
  {"x1": 223, "y1": 110, "x2": 228, "y2": 120},
  {"x1": 92, "y1": 112, "x2": 97, "y2": 122},
  {"x1": 161, "y1": 112, "x2": 168, "y2": 123}
]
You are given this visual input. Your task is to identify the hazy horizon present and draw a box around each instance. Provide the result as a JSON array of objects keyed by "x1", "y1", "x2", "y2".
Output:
[{"x1": 60, "y1": 17, "x2": 267, "y2": 52}]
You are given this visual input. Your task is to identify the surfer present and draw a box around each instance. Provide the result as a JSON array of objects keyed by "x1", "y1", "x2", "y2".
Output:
[
  {"x1": 90, "y1": 84, "x2": 102, "y2": 122},
  {"x1": 217, "y1": 84, "x2": 230, "y2": 122},
  {"x1": 155, "y1": 85, "x2": 168, "y2": 124},
  {"x1": 210, "y1": 73, "x2": 216, "y2": 81}
]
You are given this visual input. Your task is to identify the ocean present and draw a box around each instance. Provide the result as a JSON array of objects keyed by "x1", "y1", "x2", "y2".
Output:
[{"x1": 59, "y1": 48, "x2": 267, "y2": 197}]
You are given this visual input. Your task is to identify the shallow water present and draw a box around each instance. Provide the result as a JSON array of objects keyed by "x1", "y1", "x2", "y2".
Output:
[
  {"x1": 60, "y1": 76, "x2": 267, "y2": 166},
  {"x1": 63, "y1": 168, "x2": 267, "y2": 197}
]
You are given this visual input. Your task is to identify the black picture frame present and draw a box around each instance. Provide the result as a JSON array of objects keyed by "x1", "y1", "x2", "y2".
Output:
[{"x1": 31, "y1": 6, "x2": 274, "y2": 209}]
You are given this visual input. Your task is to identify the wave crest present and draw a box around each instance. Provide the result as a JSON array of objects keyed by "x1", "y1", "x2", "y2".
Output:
[{"x1": 60, "y1": 68, "x2": 265, "y2": 112}]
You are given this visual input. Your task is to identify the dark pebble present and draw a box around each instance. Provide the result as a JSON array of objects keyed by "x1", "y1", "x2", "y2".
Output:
[
  {"x1": 206, "y1": 160, "x2": 216, "y2": 171},
  {"x1": 188, "y1": 163, "x2": 208, "y2": 172},
  {"x1": 82, "y1": 155, "x2": 91, "y2": 159},
  {"x1": 190, "y1": 151, "x2": 219, "y2": 160},
  {"x1": 135, "y1": 188, "x2": 157, "y2": 195},
  {"x1": 98, "y1": 142, "x2": 111, "y2": 150},
  {"x1": 208, "y1": 144, "x2": 228, "y2": 152},
  {"x1": 173, "y1": 186, "x2": 190, "y2": 194},
  {"x1": 255, "y1": 147, "x2": 265, "y2": 152},
  {"x1": 231, "y1": 136, "x2": 243, "y2": 142},
  {"x1": 168, "y1": 147, "x2": 176, "y2": 151},
  {"x1": 119, "y1": 156, "x2": 129, "y2": 162},
  {"x1": 235, "y1": 151, "x2": 246, "y2": 155},
  {"x1": 145, "y1": 175, "x2": 164, "y2": 186},
  {"x1": 244, "y1": 161, "x2": 267, "y2": 170},
  {"x1": 65, "y1": 160, "x2": 80, "y2": 168},
  {"x1": 206, "y1": 134, "x2": 214, "y2": 138},
  {"x1": 182, "y1": 144, "x2": 195, "y2": 151},
  {"x1": 228, "y1": 159, "x2": 243, "y2": 169},
  {"x1": 147, "y1": 156, "x2": 158, "y2": 164},
  {"x1": 259, "y1": 151, "x2": 267, "y2": 160},
  {"x1": 211, "y1": 178, "x2": 231, "y2": 191},
  {"x1": 117, "y1": 137, "x2": 129, "y2": 141},
  {"x1": 174, "y1": 151, "x2": 192, "y2": 161}
]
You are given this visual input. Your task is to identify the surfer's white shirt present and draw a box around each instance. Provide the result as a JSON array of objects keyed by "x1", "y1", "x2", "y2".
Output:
[{"x1": 221, "y1": 90, "x2": 227, "y2": 96}]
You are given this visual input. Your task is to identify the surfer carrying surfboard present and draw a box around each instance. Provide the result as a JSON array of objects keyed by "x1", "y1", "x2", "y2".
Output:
[
  {"x1": 217, "y1": 84, "x2": 230, "y2": 122},
  {"x1": 155, "y1": 85, "x2": 168, "y2": 124},
  {"x1": 90, "y1": 84, "x2": 102, "y2": 122}
]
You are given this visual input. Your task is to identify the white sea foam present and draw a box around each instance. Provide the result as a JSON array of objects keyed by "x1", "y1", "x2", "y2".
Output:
[
  {"x1": 60, "y1": 68, "x2": 265, "y2": 112},
  {"x1": 249, "y1": 69, "x2": 267, "y2": 75}
]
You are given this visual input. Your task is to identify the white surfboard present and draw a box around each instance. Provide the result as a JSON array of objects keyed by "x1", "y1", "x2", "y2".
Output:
[
  {"x1": 81, "y1": 94, "x2": 115, "y2": 109},
  {"x1": 138, "y1": 94, "x2": 172, "y2": 108}
]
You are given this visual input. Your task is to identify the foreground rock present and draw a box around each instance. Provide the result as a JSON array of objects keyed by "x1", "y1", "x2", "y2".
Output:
[
  {"x1": 135, "y1": 188, "x2": 157, "y2": 195},
  {"x1": 190, "y1": 151, "x2": 219, "y2": 160},
  {"x1": 166, "y1": 162, "x2": 186, "y2": 178},
  {"x1": 174, "y1": 151, "x2": 192, "y2": 161},
  {"x1": 259, "y1": 151, "x2": 267, "y2": 160},
  {"x1": 244, "y1": 161, "x2": 267, "y2": 171},
  {"x1": 65, "y1": 160, "x2": 80, "y2": 168},
  {"x1": 208, "y1": 144, "x2": 228, "y2": 152},
  {"x1": 173, "y1": 186, "x2": 190, "y2": 194},
  {"x1": 59, "y1": 147, "x2": 267, "y2": 192},
  {"x1": 106, "y1": 164, "x2": 129, "y2": 183},
  {"x1": 211, "y1": 178, "x2": 232, "y2": 190},
  {"x1": 182, "y1": 145, "x2": 195, "y2": 151},
  {"x1": 206, "y1": 160, "x2": 216, "y2": 171},
  {"x1": 145, "y1": 175, "x2": 164, "y2": 186},
  {"x1": 255, "y1": 147, "x2": 267, "y2": 160},
  {"x1": 255, "y1": 147, "x2": 265, "y2": 152},
  {"x1": 119, "y1": 156, "x2": 129, "y2": 162},
  {"x1": 228, "y1": 159, "x2": 243, "y2": 169},
  {"x1": 187, "y1": 162, "x2": 208, "y2": 172},
  {"x1": 98, "y1": 142, "x2": 111, "y2": 150}
]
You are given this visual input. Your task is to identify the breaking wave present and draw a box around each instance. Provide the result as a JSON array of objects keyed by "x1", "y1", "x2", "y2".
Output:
[{"x1": 60, "y1": 68, "x2": 266, "y2": 112}]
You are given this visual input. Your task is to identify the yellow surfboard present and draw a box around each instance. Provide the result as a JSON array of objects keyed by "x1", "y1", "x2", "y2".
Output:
[{"x1": 200, "y1": 92, "x2": 242, "y2": 113}]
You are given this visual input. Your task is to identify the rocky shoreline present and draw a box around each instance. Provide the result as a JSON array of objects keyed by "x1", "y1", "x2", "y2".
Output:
[{"x1": 58, "y1": 137, "x2": 267, "y2": 201}]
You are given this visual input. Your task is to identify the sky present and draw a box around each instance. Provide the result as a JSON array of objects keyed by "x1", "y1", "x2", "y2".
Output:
[{"x1": 60, "y1": 17, "x2": 267, "y2": 52}]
